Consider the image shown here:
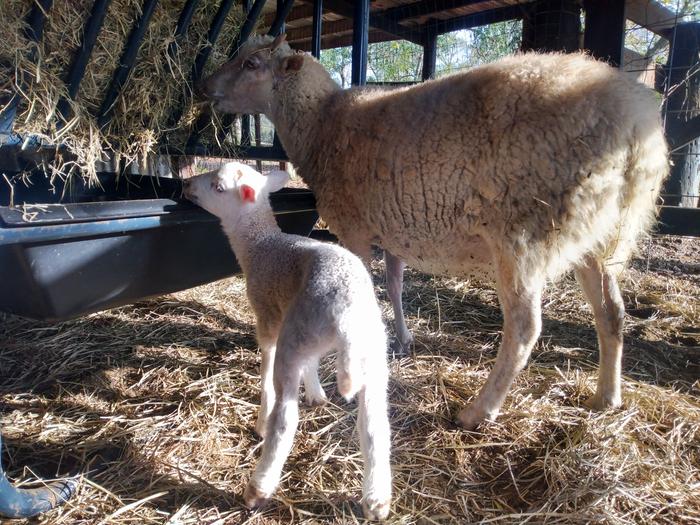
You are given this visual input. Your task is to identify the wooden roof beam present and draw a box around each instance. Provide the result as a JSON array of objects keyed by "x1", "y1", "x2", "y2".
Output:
[
  {"x1": 379, "y1": 0, "x2": 486, "y2": 23},
  {"x1": 322, "y1": 0, "x2": 424, "y2": 44},
  {"x1": 625, "y1": 0, "x2": 679, "y2": 36}
]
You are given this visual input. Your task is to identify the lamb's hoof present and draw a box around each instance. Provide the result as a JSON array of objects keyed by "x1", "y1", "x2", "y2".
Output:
[
  {"x1": 584, "y1": 392, "x2": 621, "y2": 411},
  {"x1": 305, "y1": 391, "x2": 328, "y2": 407},
  {"x1": 455, "y1": 406, "x2": 492, "y2": 431},
  {"x1": 389, "y1": 336, "x2": 412, "y2": 358},
  {"x1": 254, "y1": 419, "x2": 267, "y2": 439},
  {"x1": 362, "y1": 496, "x2": 391, "y2": 520},
  {"x1": 243, "y1": 483, "x2": 271, "y2": 509}
]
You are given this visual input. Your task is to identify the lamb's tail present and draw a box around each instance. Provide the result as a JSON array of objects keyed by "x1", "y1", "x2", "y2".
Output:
[{"x1": 335, "y1": 318, "x2": 388, "y2": 402}]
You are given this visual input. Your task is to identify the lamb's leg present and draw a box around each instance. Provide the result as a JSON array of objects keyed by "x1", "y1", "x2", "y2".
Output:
[
  {"x1": 244, "y1": 347, "x2": 303, "y2": 508},
  {"x1": 255, "y1": 339, "x2": 277, "y2": 438},
  {"x1": 574, "y1": 256, "x2": 624, "y2": 410},
  {"x1": 357, "y1": 375, "x2": 392, "y2": 520},
  {"x1": 385, "y1": 251, "x2": 413, "y2": 354},
  {"x1": 457, "y1": 260, "x2": 543, "y2": 430},
  {"x1": 303, "y1": 357, "x2": 327, "y2": 407}
]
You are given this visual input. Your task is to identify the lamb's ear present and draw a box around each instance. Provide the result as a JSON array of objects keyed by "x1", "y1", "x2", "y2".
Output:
[
  {"x1": 278, "y1": 54, "x2": 304, "y2": 76},
  {"x1": 271, "y1": 33, "x2": 286, "y2": 52},
  {"x1": 239, "y1": 184, "x2": 257, "y2": 203},
  {"x1": 265, "y1": 170, "x2": 290, "y2": 193}
]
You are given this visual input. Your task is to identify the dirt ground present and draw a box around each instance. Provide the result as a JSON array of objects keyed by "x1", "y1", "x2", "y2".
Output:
[{"x1": 1, "y1": 235, "x2": 698, "y2": 524}]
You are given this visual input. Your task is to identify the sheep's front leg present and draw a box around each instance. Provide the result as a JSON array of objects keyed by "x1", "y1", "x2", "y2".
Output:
[
  {"x1": 457, "y1": 262, "x2": 543, "y2": 430},
  {"x1": 385, "y1": 251, "x2": 413, "y2": 354},
  {"x1": 303, "y1": 357, "x2": 327, "y2": 407},
  {"x1": 575, "y1": 256, "x2": 623, "y2": 410},
  {"x1": 244, "y1": 350, "x2": 302, "y2": 508}
]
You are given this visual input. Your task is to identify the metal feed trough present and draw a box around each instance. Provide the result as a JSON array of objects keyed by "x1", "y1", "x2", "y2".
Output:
[{"x1": 1, "y1": 0, "x2": 699, "y2": 517}]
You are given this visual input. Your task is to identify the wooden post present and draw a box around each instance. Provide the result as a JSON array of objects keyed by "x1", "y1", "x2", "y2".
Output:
[
  {"x1": 663, "y1": 22, "x2": 700, "y2": 208},
  {"x1": 583, "y1": 0, "x2": 625, "y2": 67},
  {"x1": 521, "y1": 0, "x2": 581, "y2": 53}
]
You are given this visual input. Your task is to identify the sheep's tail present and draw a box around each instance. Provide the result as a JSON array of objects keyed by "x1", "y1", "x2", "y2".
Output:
[{"x1": 605, "y1": 120, "x2": 669, "y2": 270}]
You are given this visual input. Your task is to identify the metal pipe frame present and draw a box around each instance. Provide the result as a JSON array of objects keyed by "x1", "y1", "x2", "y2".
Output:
[
  {"x1": 422, "y1": 28, "x2": 437, "y2": 81},
  {"x1": 185, "y1": 0, "x2": 268, "y2": 151},
  {"x1": 97, "y1": 0, "x2": 160, "y2": 129},
  {"x1": 57, "y1": 0, "x2": 113, "y2": 122},
  {"x1": 168, "y1": 0, "x2": 202, "y2": 60},
  {"x1": 351, "y1": 0, "x2": 369, "y2": 86},
  {"x1": 166, "y1": 0, "x2": 235, "y2": 130},
  {"x1": 0, "y1": 0, "x2": 53, "y2": 136},
  {"x1": 241, "y1": 0, "x2": 253, "y2": 148},
  {"x1": 311, "y1": 0, "x2": 323, "y2": 58}
]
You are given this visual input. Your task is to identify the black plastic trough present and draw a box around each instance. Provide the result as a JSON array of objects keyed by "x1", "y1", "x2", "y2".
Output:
[{"x1": 0, "y1": 169, "x2": 318, "y2": 321}]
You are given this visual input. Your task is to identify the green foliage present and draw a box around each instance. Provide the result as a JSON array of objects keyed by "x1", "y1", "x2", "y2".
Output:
[
  {"x1": 320, "y1": 46, "x2": 352, "y2": 87},
  {"x1": 367, "y1": 40, "x2": 423, "y2": 82}
]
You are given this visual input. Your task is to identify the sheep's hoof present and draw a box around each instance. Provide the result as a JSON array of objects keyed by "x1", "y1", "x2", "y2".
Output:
[
  {"x1": 455, "y1": 406, "x2": 492, "y2": 431},
  {"x1": 304, "y1": 391, "x2": 328, "y2": 407},
  {"x1": 243, "y1": 483, "x2": 271, "y2": 509},
  {"x1": 389, "y1": 336, "x2": 412, "y2": 358},
  {"x1": 584, "y1": 392, "x2": 621, "y2": 411},
  {"x1": 362, "y1": 496, "x2": 391, "y2": 520}
]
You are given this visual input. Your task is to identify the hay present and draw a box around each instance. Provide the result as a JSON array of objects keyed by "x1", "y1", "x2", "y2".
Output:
[
  {"x1": 0, "y1": 0, "x2": 247, "y2": 183},
  {"x1": 1, "y1": 235, "x2": 698, "y2": 524}
]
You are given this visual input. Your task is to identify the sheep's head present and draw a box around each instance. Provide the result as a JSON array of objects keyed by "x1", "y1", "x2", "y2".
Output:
[
  {"x1": 183, "y1": 162, "x2": 289, "y2": 219},
  {"x1": 201, "y1": 34, "x2": 304, "y2": 115}
]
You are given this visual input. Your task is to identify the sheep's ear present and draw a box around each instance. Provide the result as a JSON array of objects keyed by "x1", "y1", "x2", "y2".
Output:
[
  {"x1": 265, "y1": 170, "x2": 290, "y2": 193},
  {"x1": 279, "y1": 54, "x2": 304, "y2": 76},
  {"x1": 271, "y1": 33, "x2": 286, "y2": 52},
  {"x1": 239, "y1": 184, "x2": 257, "y2": 203}
]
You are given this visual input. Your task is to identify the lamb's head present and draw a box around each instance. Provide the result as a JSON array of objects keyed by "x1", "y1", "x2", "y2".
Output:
[
  {"x1": 183, "y1": 162, "x2": 289, "y2": 219},
  {"x1": 201, "y1": 34, "x2": 304, "y2": 115}
]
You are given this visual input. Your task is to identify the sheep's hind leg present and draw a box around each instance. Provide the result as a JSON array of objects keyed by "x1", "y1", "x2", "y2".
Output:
[
  {"x1": 575, "y1": 256, "x2": 624, "y2": 410},
  {"x1": 456, "y1": 259, "x2": 543, "y2": 430},
  {"x1": 244, "y1": 343, "x2": 304, "y2": 508},
  {"x1": 385, "y1": 251, "x2": 413, "y2": 355}
]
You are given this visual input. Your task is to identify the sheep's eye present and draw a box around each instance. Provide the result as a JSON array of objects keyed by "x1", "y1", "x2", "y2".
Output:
[{"x1": 244, "y1": 59, "x2": 257, "y2": 70}]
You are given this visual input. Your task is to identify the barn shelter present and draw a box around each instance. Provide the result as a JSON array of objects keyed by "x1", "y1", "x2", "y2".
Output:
[{"x1": 0, "y1": 0, "x2": 699, "y2": 520}]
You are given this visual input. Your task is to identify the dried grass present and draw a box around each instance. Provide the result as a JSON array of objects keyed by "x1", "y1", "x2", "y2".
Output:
[
  {"x1": 1, "y1": 236, "x2": 698, "y2": 524},
  {"x1": 0, "y1": 0, "x2": 247, "y2": 183}
]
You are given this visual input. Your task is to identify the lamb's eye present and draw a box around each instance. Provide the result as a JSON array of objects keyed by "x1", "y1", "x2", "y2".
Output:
[{"x1": 244, "y1": 59, "x2": 257, "y2": 70}]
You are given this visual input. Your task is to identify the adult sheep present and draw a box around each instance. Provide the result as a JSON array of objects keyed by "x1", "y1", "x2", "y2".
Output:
[{"x1": 201, "y1": 34, "x2": 668, "y2": 430}]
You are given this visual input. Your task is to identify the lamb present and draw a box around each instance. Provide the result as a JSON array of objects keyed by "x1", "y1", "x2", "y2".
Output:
[
  {"x1": 182, "y1": 162, "x2": 392, "y2": 520},
  {"x1": 201, "y1": 34, "x2": 669, "y2": 430}
]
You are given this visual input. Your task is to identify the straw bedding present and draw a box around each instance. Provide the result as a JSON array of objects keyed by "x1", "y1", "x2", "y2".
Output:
[
  {"x1": 0, "y1": 0, "x2": 245, "y2": 181},
  {"x1": 0, "y1": 235, "x2": 698, "y2": 524}
]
